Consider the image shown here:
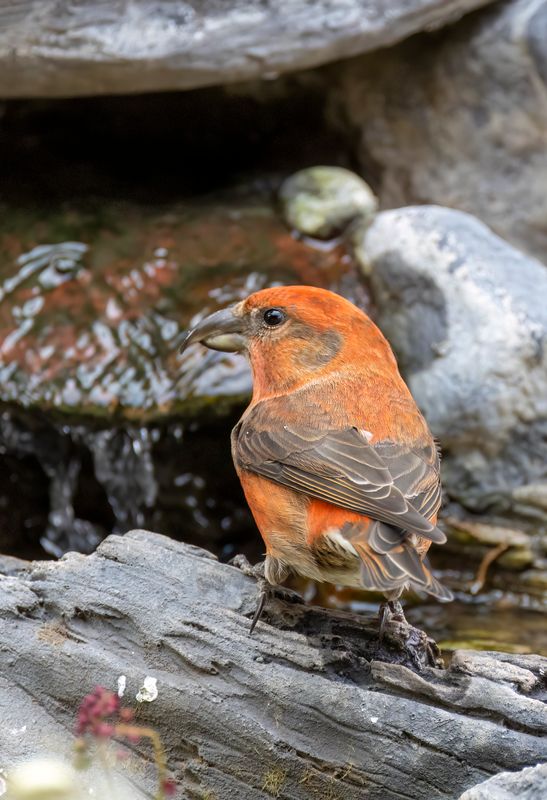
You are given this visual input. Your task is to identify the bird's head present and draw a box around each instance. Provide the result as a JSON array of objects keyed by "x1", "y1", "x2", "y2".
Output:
[{"x1": 181, "y1": 285, "x2": 395, "y2": 398}]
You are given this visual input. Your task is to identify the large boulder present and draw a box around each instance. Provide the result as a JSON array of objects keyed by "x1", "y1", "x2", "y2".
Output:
[
  {"x1": 355, "y1": 205, "x2": 547, "y2": 523},
  {"x1": 459, "y1": 763, "x2": 547, "y2": 800},
  {"x1": 336, "y1": 0, "x2": 547, "y2": 261},
  {"x1": 0, "y1": 0, "x2": 494, "y2": 98}
]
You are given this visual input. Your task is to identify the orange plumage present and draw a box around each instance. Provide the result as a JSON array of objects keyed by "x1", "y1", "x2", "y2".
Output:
[{"x1": 182, "y1": 286, "x2": 452, "y2": 625}]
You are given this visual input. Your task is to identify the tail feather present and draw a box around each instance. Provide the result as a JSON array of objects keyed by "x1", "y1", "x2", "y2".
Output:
[
  {"x1": 420, "y1": 557, "x2": 454, "y2": 601},
  {"x1": 349, "y1": 522, "x2": 453, "y2": 601},
  {"x1": 367, "y1": 521, "x2": 404, "y2": 554}
]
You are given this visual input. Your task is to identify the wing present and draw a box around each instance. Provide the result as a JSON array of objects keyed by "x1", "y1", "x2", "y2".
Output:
[{"x1": 234, "y1": 419, "x2": 445, "y2": 544}]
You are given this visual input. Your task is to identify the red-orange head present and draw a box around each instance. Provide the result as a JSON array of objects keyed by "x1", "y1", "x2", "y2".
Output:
[{"x1": 181, "y1": 285, "x2": 398, "y2": 399}]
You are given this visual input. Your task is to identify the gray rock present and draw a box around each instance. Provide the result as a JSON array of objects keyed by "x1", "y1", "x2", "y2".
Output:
[
  {"x1": 0, "y1": 0, "x2": 494, "y2": 98},
  {"x1": 356, "y1": 205, "x2": 547, "y2": 521},
  {"x1": 0, "y1": 529, "x2": 545, "y2": 799},
  {"x1": 458, "y1": 763, "x2": 547, "y2": 800},
  {"x1": 280, "y1": 166, "x2": 377, "y2": 239},
  {"x1": 335, "y1": 0, "x2": 547, "y2": 261}
]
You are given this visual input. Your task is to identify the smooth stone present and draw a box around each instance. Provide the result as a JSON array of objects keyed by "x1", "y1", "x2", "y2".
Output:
[
  {"x1": 356, "y1": 205, "x2": 547, "y2": 523},
  {"x1": 458, "y1": 763, "x2": 547, "y2": 800},
  {"x1": 280, "y1": 166, "x2": 377, "y2": 239},
  {"x1": 0, "y1": 0, "x2": 495, "y2": 98}
]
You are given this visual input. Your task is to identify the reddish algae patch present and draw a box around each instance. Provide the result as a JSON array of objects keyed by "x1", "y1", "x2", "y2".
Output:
[{"x1": 0, "y1": 197, "x2": 355, "y2": 420}]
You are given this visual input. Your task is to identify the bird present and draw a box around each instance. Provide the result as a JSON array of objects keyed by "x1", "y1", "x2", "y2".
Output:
[{"x1": 181, "y1": 285, "x2": 452, "y2": 635}]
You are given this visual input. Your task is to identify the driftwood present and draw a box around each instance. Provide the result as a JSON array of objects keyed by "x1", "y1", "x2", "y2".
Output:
[{"x1": 0, "y1": 530, "x2": 545, "y2": 799}]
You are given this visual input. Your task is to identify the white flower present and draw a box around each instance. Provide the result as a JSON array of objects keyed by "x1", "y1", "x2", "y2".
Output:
[
  {"x1": 117, "y1": 675, "x2": 127, "y2": 698},
  {"x1": 135, "y1": 676, "x2": 158, "y2": 703}
]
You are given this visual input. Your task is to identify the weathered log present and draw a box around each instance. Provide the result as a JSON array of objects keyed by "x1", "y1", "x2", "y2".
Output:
[{"x1": 0, "y1": 530, "x2": 545, "y2": 799}]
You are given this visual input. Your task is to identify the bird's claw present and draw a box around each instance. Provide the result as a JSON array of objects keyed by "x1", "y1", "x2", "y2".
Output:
[
  {"x1": 378, "y1": 599, "x2": 408, "y2": 641},
  {"x1": 228, "y1": 556, "x2": 271, "y2": 633},
  {"x1": 249, "y1": 583, "x2": 268, "y2": 634},
  {"x1": 378, "y1": 600, "x2": 442, "y2": 668},
  {"x1": 229, "y1": 554, "x2": 302, "y2": 634}
]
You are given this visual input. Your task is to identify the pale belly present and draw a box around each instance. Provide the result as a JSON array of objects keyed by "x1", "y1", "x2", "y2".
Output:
[
  {"x1": 238, "y1": 471, "x2": 367, "y2": 588},
  {"x1": 266, "y1": 526, "x2": 364, "y2": 589}
]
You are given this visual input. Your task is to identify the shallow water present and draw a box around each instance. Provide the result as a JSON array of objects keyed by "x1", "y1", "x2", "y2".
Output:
[{"x1": 408, "y1": 599, "x2": 547, "y2": 656}]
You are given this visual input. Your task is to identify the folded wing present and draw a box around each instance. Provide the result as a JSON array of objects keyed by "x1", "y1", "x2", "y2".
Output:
[
  {"x1": 235, "y1": 422, "x2": 445, "y2": 543},
  {"x1": 234, "y1": 414, "x2": 452, "y2": 600}
]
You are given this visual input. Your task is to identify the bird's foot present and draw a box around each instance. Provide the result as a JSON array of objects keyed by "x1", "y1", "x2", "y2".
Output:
[
  {"x1": 229, "y1": 554, "x2": 265, "y2": 580},
  {"x1": 378, "y1": 599, "x2": 442, "y2": 669},
  {"x1": 378, "y1": 599, "x2": 407, "y2": 640},
  {"x1": 229, "y1": 555, "x2": 267, "y2": 632},
  {"x1": 229, "y1": 554, "x2": 301, "y2": 633}
]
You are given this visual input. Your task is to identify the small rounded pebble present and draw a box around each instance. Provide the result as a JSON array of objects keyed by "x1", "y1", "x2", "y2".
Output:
[{"x1": 280, "y1": 166, "x2": 377, "y2": 239}]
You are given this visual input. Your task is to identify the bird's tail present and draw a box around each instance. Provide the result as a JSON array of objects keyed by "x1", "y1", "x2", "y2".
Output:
[{"x1": 350, "y1": 521, "x2": 453, "y2": 601}]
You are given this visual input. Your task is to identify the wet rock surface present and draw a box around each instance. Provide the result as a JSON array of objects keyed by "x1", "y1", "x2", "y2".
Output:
[
  {"x1": 0, "y1": 530, "x2": 545, "y2": 800},
  {"x1": 356, "y1": 205, "x2": 547, "y2": 525},
  {"x1": 335, "y1": 0, "x2": 547, "y2": 260},
  {"x1": 0, "y1": 0, "x2": 494, "y2": 98},
  {"x1": 0, "y1": 195, "x2": 356, "y2": 420}
]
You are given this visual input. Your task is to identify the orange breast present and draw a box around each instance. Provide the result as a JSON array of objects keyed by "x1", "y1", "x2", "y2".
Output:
[{"x1": 237, "y1": 471, "x2": 309, "y2": 556}]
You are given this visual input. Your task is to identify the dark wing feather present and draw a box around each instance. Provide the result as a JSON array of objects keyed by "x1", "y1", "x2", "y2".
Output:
[
  {"x1": 343, "y1": 521, "x2": 452, "y2": 600},
  {"x1": 235, "y1": 420, "x2": 445, "y2": 544},
  {"x1": 373, "y1": 440, "x2": 442, "y2": 523},
  {"x1": 356, "y1": 537, "x2": 453, "y2": 600}
]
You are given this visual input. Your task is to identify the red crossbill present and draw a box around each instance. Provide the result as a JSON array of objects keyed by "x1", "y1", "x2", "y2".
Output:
[{"x1": 182, "y1": 286, "x2": 452, "y2": 632}]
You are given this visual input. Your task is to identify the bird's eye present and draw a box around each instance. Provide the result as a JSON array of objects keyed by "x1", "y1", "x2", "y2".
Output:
[{"x1": 262, "y1": 308, "x2": 286, "y2": 327}]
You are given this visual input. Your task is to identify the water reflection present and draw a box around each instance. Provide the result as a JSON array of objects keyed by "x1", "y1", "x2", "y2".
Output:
[
  {"x1": 0, "y1": 198, "x2": 355, "y2": 418},
  {"x1": 301, "y1": 577, "x2": 547, "y2": 656}
]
